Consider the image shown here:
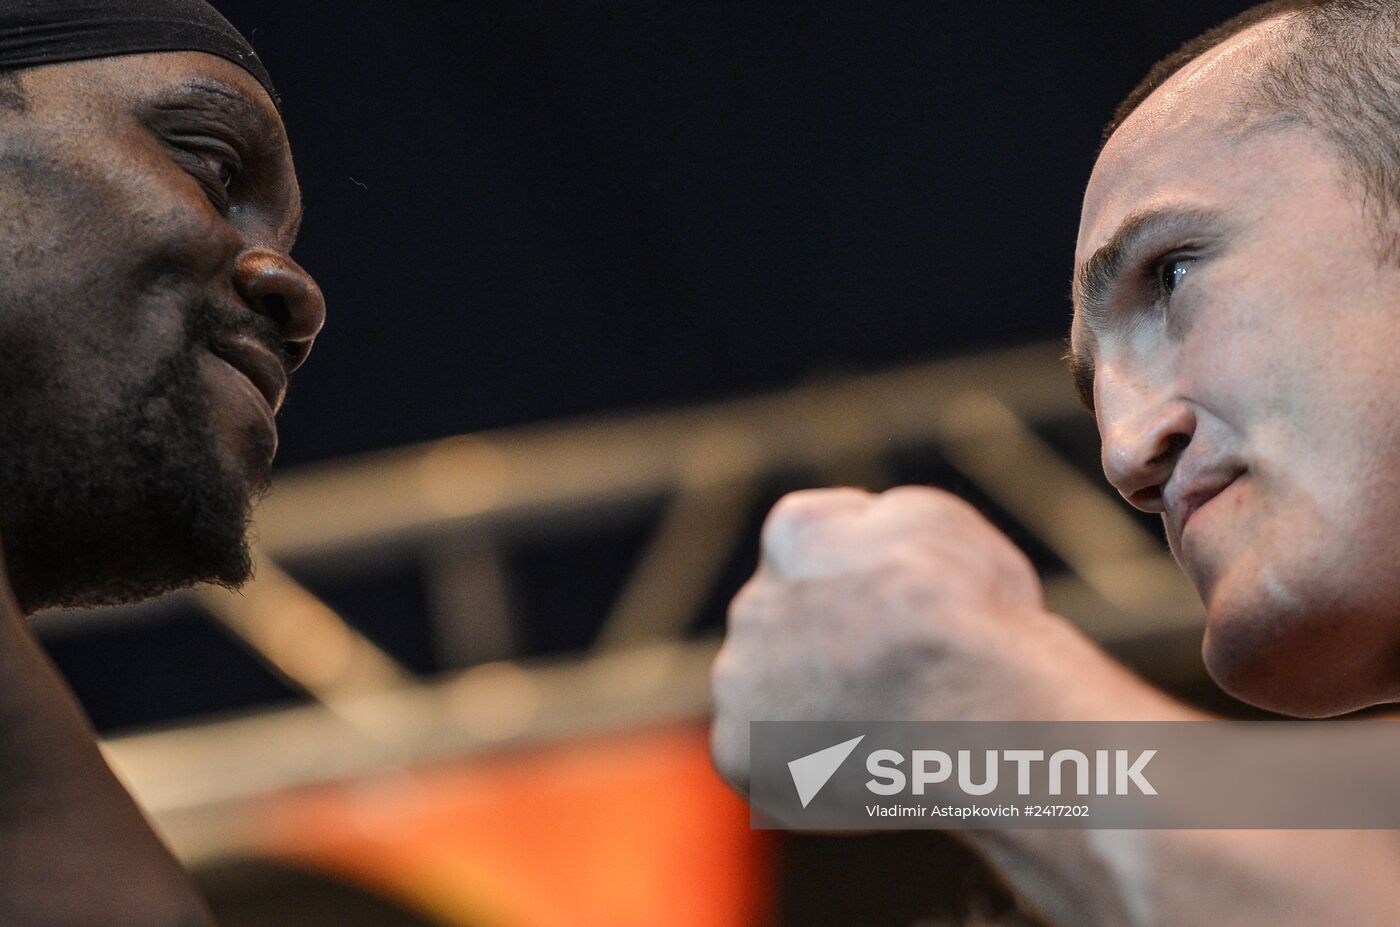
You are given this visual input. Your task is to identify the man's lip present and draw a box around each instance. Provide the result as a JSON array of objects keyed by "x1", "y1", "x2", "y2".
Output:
[
  {"x1": 208, "y1": 335, "x2": 288, "y2": 415},
  {"x1": 1169, "y1": 468, "x2": 1246, "y2": 537}
]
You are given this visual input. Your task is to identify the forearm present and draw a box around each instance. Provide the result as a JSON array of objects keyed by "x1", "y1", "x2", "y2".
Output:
[
  {"x1": 0, "y1": 586, "x2": 214, "y2": 926},
  {"x1": 967, "y1": 827, "x2": 1400, "y2": 927},
  {"x1": 952, "y1": 622, "x2": 1400, "y2": 925}
]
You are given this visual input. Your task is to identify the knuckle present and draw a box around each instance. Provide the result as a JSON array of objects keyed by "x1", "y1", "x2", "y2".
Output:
[
  {"x1": 725, "y1": 576, "x2": 768, "y2": 627},
  {"x1": 767, "y1": 487, "x2": 865, "y2": 527},
  {"x1": 878, "y1": 484, "x2": 945, "y2": 507},
  {"x1": 879, "y1": 484, "x2": 966, "y2": 512},
  {"x1": 761, "y1": 488, "x2": 871, "y2": 568},
  {"x1": 767, "y1": 489, "x2": 820, "y2": 524},
  {"x1": 876, "y1": 486, "x2": 986, "y2": 532}
]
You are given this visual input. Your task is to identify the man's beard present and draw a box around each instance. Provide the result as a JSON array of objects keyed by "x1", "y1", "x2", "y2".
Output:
[{"x1": 0, "y1": 300, "x2": 265, "y2": 613}]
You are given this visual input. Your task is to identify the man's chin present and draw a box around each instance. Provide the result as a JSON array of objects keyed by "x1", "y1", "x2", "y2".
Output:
[
  {"x1": 6, "y1": 462, "x2": 258, "y2": 615},
  {"x1": 17, "y1": 540, "x2": 254, "y2": 615},
  {"x1": 1201, "y1": 599, "x2": 1400, "y2": 717}
]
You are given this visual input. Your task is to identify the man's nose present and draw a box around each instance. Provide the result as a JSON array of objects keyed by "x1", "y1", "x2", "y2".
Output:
[
  {"x1": 233, "y1": 247, "x2": 326, "y2": 373},
  {"x1": 1098, "y1": 377, "x2": 1195, "y2": 512}
]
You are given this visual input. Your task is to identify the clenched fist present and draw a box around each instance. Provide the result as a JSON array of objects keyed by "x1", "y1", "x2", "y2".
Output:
[{"x1": 710, "y1": 486, "x2": 1186, "y2": 791}]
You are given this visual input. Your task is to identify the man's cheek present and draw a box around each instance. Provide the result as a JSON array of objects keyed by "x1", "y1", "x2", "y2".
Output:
[
  {"x1": 125, "y1": 193, "x2": 239, "y2": 286},
  {"x1": 73, "y1": 133, "x2": 240, "y2": 284}
]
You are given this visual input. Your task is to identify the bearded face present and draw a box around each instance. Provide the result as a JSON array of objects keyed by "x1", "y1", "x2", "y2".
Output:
[{"x1": 0, "y1": 51, "x2": 322, "y2": 612}]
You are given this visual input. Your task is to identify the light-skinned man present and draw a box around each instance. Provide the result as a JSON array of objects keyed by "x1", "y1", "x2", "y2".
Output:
[{"x1": 713, "y1": 3, "x2": 1400, "y2": 923}]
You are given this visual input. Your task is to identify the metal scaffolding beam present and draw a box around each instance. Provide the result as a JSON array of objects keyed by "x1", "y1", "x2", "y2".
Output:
[{"x1": 61, "y1": 339, "x2": 1205, "y2": 863}]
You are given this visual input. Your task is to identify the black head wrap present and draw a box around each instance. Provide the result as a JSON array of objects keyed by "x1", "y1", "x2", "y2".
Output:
[{"x1": 0, "y1": 0, "x2": 276, "y2": 106}]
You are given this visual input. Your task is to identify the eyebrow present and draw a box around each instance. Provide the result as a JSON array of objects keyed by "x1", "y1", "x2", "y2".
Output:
[
  {"x1": 153, "y1": 76, "x2": 269, "y2": 134},
  {"x1": 1067, "y1": 205, "x2": 1234, "y2": 412}
]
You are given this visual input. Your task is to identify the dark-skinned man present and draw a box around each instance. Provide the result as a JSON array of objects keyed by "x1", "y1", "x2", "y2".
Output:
[{"x1": 0, "y1": 2, "x2": 322, "y2": 924}]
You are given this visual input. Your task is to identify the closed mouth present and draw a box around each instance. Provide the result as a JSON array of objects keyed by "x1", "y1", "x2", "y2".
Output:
[
  {"x1": 1174, "y1": 468, "x2": 1246, "y2": 537},
  {"x1": 208, "y1": 335, "x2": 288, "y2": 415}
]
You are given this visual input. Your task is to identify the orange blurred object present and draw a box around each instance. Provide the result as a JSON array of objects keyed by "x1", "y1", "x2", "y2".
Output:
[{"x1": 255, "y1": 722, "x2": 776, "y2": 927}]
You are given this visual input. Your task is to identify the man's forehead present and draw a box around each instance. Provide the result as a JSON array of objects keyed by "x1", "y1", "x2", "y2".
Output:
[
  {"x1": 1076, "y1": 15, "x2": 1297, "y2": 262},
  {"x1": 34, "y1": 50, "x2": 282, "y2": 134},
  {"x1": 143, "y1": 51, "x2": 283, "y2": 131}
]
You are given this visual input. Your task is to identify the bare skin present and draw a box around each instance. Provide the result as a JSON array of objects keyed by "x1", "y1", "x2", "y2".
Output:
[
  {"x1": 0, "y1": 49, "x2": 322, "y2": 926},
  {"x1": 712, "y1": 17, "x2": 1400, "y2": 927},
  {"x1": 0, "y1": 552, "x2": 216, "y2": 926},
  {"x1": 1075, "y1": 18, "x2": 1400, "y2": 717}
]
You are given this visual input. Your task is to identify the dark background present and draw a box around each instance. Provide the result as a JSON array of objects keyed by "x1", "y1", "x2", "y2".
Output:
[
  {"x1": 219, "y1": 1, "x2": 1245, "y2": 465},
  {"x1": 44, "y1": 2, "x2": 1254, "y2": 733}
]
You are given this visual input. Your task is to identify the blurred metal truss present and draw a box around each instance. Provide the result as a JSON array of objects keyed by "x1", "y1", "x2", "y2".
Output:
[{"x1": 71, "y1": 339, "x2": 1206, "y2": 862}]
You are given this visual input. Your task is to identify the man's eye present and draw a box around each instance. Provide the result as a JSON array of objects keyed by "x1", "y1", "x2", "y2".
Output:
[
  {"x1": 157, "y1": 126, "x2": 244, "y2": 209},
  {"x1": 187, "y1": 149, "x2": 240, "y2": 211},
  {"x1": 215, "y1": 158, "x2": 237, "y2": 190},
  {"x1": 1158, "y1": 257, "x2": 1195, "y2": 296},
  {"x1": 201, "y1": 151, "x2": 239, "y2": 192}
]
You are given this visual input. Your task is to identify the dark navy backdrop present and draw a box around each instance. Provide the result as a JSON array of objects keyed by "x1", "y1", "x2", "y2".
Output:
[
  {"x1": 46, "y1": 2, "x2": 1256, "y2": 732},
  {"x1": 211, "y1": 1, "x2": 1247, "y2": 466}
]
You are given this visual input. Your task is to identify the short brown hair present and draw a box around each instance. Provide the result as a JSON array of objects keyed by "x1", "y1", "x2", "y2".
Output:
[{"x1": 1106, "y1": 0, "x2": 1400, "y2": 257}]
